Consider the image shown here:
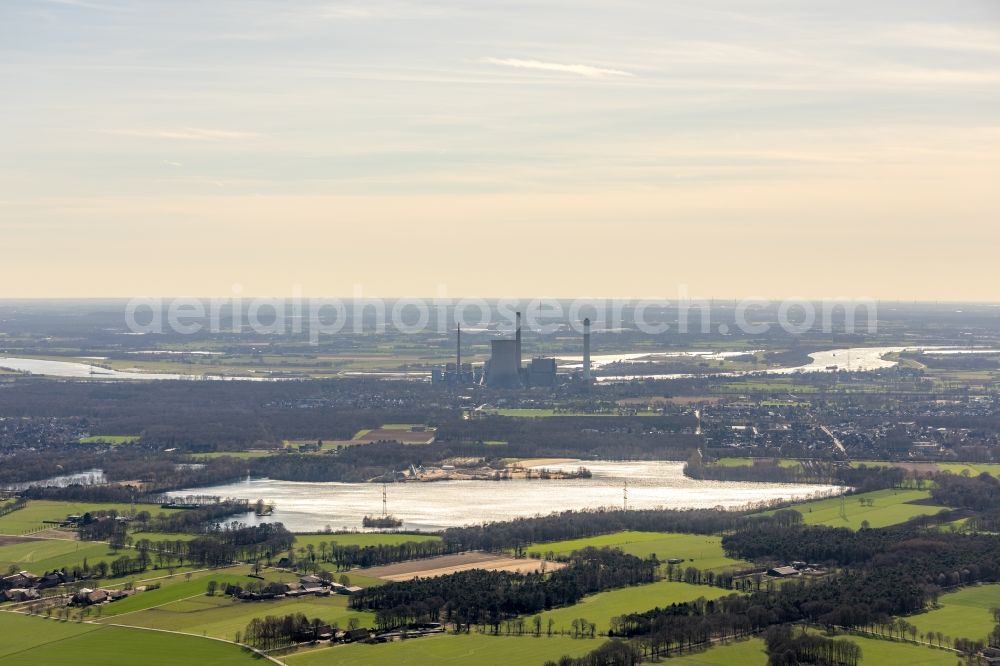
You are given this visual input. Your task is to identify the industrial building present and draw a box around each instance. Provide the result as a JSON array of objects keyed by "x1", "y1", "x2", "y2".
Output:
[
  {"x1": 484, "y1": 311, "x2": 557, "y2": 389},
  {"x1": 434, "y1": 312, "x2": 591, "y2": 390},
  {"x1": 528, "y1": 357, "x2": 557, "y2": 387},
  {"x1": 487, "y1": 338, "x2": 521, "y2": 388}
]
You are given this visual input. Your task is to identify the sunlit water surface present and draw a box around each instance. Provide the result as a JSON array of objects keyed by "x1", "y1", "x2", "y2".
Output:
[{"x1": 171, "y1": 461, "x2": 841, "y2": 532}]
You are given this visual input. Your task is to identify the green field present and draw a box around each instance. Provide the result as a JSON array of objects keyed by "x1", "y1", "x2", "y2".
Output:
[
  {"x1": 851, "y1": 460, "x2": 1000, "y2": 477},
  {"x1": 773, "y1": 489, "x2": 949, "y2": 530},
  {"x1": 110, "y1": 588, "x2": 374, "y2": 640},
  {"x1": 713, "y1": 458, "x2": 805, "y2": 469},
  {"x1": 904, "y1": 584, "x2": 1000, "y2": 643},
  {"x1": 526, "y1": 531, "x2": 748, "y2": 572},
  {"x1": 93, "y1": 567, "x2": 296, "y2": 618},
  {"x1": 285, "y1": 633, "x2": 605, "y2": 666},
  {"x1": 132, "y1": 531, "x2": 202, "y2": 542},
  {"x1": 823, "y1": 631, "x2": 958, "y2": 666},
  {"x1": 671, "y1": 631, "x2": 959, "y2": 666},
  {"x1": 0, "y1": 613, "x2": 259, "y2": 665},
  {"x1": 0, "y1": 537, "x2": 116, "y2": 575},
  {"x1": 937, "y1": 462, "x2": 1000, "y2": 477},
  {"x1": 293, "y1": 532, "x2": 441, "y2": 549},
  {"x1": 192, "y1": 450, "x2": 277, "y2": 460},
  {"x1": 532, "y1": 580, "x2": 731, "y2": 635},
  {"x1": 0, "y1": 500, "x2": 180, "y2": 535},
  {"x1": 668, "y1": 637, "x2": 768, "y2": 664},
  {"x1": 78, "y1": 435, "x2": 140, "y2": 445}
]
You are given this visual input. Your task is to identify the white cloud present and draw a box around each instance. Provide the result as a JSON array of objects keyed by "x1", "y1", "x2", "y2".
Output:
[
  {"x1": 36, "y1": 0, "x2": 122, "y2": 10},
  {"x1": 101, "y1": 128, "x2": 258, "y2": 141},
  {"x1": 867, "y1": 66, "x2": 1000, "y2": 85},
  {"x1": 881, "y1": 24, "x2": 1000, "y2": 55},
  {"x1": 483, "y1": 57, "x2": 634, "y2": 78}
]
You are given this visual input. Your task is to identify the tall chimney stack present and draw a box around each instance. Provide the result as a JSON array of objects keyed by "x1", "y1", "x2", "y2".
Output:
[
  {"x1": 456, "y1": 323, "x2": 461, "y2": 381},
  {"x1": 515, "y1": 311, "x2": 522, "y2": 371},
  {"x1": 583, "y1": 317, "x2": 591, "y2": 384}
]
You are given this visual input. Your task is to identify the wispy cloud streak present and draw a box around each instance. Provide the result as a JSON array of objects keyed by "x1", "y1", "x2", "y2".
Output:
[
  {"x1": 101, "y1": 128, "x2": 258, "y2": 141},
  {"x1": 483, "y1": 57, "x2": 634, "y2": 78}
]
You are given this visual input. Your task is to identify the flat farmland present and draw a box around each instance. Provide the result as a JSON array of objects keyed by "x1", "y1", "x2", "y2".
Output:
[
  {"x1": 94, "y1": 567, "x2": 296, "y2": 618},
  {"x1": 851, "y1": 461, "x2": 1000, "y2": 477},
  {"x1": 109, "y1": 589, "x2": 374, "y2": 639},
  {"x1": 78, "y1": 435, "x2": 140, "y2": 444},
  {"x1": 714, "y1": 458, "x2": 804, "y2": 469},
  {"x1": 668, "y1": 637, "x2": 768, "y2": 665},
  {"x1": 360, "y1": 552, "x2": 564, "y2": 581},
  {"x1": 772, "y1": 489, "x2": 949, "y2": 530},
  {"x1": 526, "y1": 532, "x2": 748, "y2": 572},
  {"x1": 0, "y1": 500, "x2": 180, "y2": 535},
  {"x1": 352, "y1": 426, "x2": 435, "y2": 445},
  {"x1": 0, "y1": 613, "x2": 259, "y2": 665},
  {"x1": 532, "y1": 580, "x2": 731, "y2": 635},
  {"x1": 905, "y1": 584, "x2": 1000, "y2": 643},
  {"x1": 192, "y1": 450, "x2": 276, "y2": 460},
  {"x1": 0, "y1": 612, "x2": 100, "y2": 660},
  {"x1": 0, "y1": 536, "x2": 115, "y2": 575},
  {"x1": 815, "y1": 631, "x2": 957, "y2": 666},
  {"x1": 285, "y1": 633, "x2": 605, "y2": 666},
  {"x1": 670, "y1": 632, "x2": 959, "y2": 666}
]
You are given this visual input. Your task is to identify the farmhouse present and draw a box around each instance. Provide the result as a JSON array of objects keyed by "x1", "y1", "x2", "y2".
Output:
[
  {"x1": 2, "y1": 588, "x2": 40, "y2": 602},
  {"x1": 39, "y1": 571, "x2": 71, "y2": 588},
  {"x1": 72, "y1": 588, "x2": 118, "y2": 605},
  {"x1": 2, "y1": 571, "x2": 39, "y2": 588}
]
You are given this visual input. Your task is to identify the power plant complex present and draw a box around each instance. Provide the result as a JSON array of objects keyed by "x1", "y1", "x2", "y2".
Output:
[{"x1": 432, "y1": 312, "x2": 592, "y2": 389}]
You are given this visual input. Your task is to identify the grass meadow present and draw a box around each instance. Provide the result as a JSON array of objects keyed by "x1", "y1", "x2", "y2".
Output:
[
  {"x1": 530, "y1": 580, "x2": 731, "y2": 635},
  {"x1": 904, "y1": 584, "x2": 1000, "y2": 643},
  {"x1": 766, "y1": 489, "x2": 949, "y2": 530},
  {"x1": 0, "y1": 500, "x2": 180, "y2": 535},
  {"x1": 0, "y1": 613, "x2": 259, "y2": 665},
  {"x1": 0, "y1": 537, "x2": 115, "y2": 575},
  {"x1": 285, "y1": 633, "x2": 605, "y2": 666},
  {"x1": 107, "y1": 588, "x2": 374, "y2": 640},
  {"x1": 525, "y1": 531, "x2": 748, "y2": 572}
]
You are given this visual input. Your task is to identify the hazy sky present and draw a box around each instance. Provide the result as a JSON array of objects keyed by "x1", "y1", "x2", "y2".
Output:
[{"x1": 2, "y1": 0, "x2": 998, "y2": 299}]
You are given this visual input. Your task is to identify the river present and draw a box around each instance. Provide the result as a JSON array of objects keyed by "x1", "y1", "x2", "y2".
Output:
[
  {"x1": 3, "y1": 346, "x2": 994, "y2": 382},
  {"x1": 592, "y1": 345, "x2": 1000, "y2": 382},
  {"x1": 168, "y1": 461, "x2": 840, "y2": 532},
  {"x1": 0, "y1": 357, "x2": 283, "y2": 381}
]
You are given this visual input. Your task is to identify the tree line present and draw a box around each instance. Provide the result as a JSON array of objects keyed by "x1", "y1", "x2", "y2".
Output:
[
  {"x1": 65, "y1": 521, "x2": 295, "y2": 579},
  {"x1": 242, "y1": 613, "x2": 329, "y2": 650},
  {"x1": 349, "y1": 548, "x2": 656, "y2": 632},
  {"x1": 291, "y1": 538, "x2": 450, "y2": 571},
  {"x1": 684, "y1": 458, "x2": 911, "y2": 492},
  {"x1": 560, "y1": 525, "x2": 1000, "y2": 665},
  {"x1": 440, "y1": 507, "x2": 751, "y2": 554},
  {"x1": 764, "y1": 625, "x2": 861, "y2": 666}
]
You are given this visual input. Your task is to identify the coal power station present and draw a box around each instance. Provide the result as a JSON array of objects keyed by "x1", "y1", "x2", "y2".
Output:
[{"x1": 433, "y1": 311, "x2": 593, "y2": 389}]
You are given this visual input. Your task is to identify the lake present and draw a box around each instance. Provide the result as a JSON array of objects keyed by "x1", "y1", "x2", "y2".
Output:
[
  {"x1": 170, "y1": 461, "x2": 840, "y2": 532},
  {"x1": 2, "y1": 468, "x2": 107, "y2": 492}
]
